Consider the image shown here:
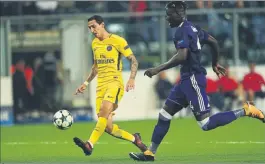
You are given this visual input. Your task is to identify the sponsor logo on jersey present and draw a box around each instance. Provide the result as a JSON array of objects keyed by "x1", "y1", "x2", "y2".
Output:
[
  {"x1": 96, "y1": 58, "x2": 114, "y2": 64},
  {"x1": 100, "y1": 54, "x2": 106, "y2": 58}
]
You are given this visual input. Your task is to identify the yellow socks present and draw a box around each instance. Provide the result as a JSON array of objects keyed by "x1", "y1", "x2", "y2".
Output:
[
  {"x1": 144, "y1": 150, "x2": 155, "y2": 156},
  {"x1": 110, "y1": 124, "x2": 135, "y2": 142},
  {"x1": 89, "y1": 117, "x2": 107, "y2": 146},
  {"x1": 88, "y1": 118, "x2": 135, "y2": 147}
]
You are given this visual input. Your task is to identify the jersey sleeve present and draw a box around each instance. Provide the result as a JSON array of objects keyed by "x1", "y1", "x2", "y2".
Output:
[
  {"x1": 91, "y1": 40, "x2": 96, "y2": 60},
  {"x1": 173, "y1": 28, "x2": 189, "y2": 49},
  {"x1": 117, "y1": 37, "x2": 133, "y2": 57},
  {"x1": 196, "y1": 25, "x2": 209, "y2": 42}
]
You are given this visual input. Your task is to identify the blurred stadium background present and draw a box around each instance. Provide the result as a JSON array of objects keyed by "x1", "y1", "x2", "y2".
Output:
[{"x1": 1, "y1": 1, "x2": 265, "y2": 163}]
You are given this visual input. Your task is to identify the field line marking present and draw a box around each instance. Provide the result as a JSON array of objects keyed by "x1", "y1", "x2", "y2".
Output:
[{"x1": 3, "y1": 141, "x2": 265, "y2": 145}]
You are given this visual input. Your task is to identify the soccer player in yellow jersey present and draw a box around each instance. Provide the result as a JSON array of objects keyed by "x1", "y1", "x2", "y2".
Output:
[{"x1": 73, "y1": 15, "x2": 147, "y2": 156}]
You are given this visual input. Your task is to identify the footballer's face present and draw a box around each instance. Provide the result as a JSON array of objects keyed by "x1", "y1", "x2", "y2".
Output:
[
  {"x1": 166, "y1": 7, "x2": 184, "y2": 28},
  {"x1": 88, "y1": 20, "x2": 105, "y2": 38}
]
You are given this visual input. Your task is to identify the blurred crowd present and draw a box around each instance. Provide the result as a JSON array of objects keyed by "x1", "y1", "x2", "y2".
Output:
[
  {"x1": 2, "y1": 1, "x2": 265, "y2": 65},
  {"x1": 1, "y1": 1, "x2": 265, "y2": 16},
  {"x1": 3, "y1": 1, "x2": 265, "y2": 65},
  {"x1": 12, "y1": 52, "x2": 63, "y2": 123},
  {"x1": 155, "y1": 63, "x2": 265, "y2": 111}
]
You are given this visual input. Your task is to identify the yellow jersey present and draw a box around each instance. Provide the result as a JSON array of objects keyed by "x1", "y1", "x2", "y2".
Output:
[{"x1": 92, "y1": 34, "x2": 133, "y2": 89}]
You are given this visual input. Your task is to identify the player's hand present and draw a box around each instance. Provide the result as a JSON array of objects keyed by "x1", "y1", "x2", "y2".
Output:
[
  {"x1": 126, "y1": 78, "x2": 135, "y2": 92},
  {"x1": 74, "y1": 84, "x2": 87, "y2": 95},
  {"x1": 144, "y1": 68, "x2": 159, "y2": 78},
  {"x1": 212, "y1": 64, "x2": 227, "y2": 78}
]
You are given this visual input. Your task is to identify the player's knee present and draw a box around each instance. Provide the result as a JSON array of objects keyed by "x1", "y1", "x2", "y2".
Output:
[
  {"x1": 197, "y1": 117, "x2": 210, "y2": 131},
  {"x1": 159, "y1": 107, "x2": 173, "y2": 121},
  {"x1": 98, "y1": 110, "x2": 109, "y2": 118},
  {"x1": 98, "y1": 101, "x2": 114, "y2": 118}
]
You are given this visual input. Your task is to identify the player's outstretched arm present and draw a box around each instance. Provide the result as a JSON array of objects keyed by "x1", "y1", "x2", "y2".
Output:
[
  {"x1": 85, "y1": 63, "x2": 98, "y2": 83},
  {"x1": 74, "y1": 62, "x2": 98, "y2": 95},
  {"x1": 125, "y1": 54, "x2": 138, "y2": 92},
  {"x1": 156, "y1": 48, "x2": 188, "y2": 71},
  {"x1": 144, "y1": 48, "x2": 188, "y2": 78}
]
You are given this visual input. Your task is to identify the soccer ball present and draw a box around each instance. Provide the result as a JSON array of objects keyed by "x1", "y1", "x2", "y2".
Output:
[{"x1": 53, "y1": 110, "x2": 73, "y2": 130}]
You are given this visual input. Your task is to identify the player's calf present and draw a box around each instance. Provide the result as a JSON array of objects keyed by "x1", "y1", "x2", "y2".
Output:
[
  {"x1": 197, "y1": 111, "x2": 241, "y2": 131},
  {"x1": 195, "y1": 101, "x2": 265, "y2": 131},
  {"x1": 151, "y1": 108, "x2": 172, "y2": 144},
  {"x1": 87, "y1": 101, "x2": 113, "y2": 146},
  {"x1": 147, "y1": 107, "x2": 175, "y2": 155},
  {"x1": 106, "y1": 123, "x2": 147, "y2": 152}
]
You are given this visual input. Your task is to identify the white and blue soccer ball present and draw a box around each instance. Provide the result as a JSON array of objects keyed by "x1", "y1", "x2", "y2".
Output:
[{"x1": 53, "y1": 110, "x2": 73, "y2": 130}]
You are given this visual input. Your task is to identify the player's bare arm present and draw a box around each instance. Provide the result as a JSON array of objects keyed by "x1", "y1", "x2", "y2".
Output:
[
  {"x1": 126, "y1": 54, "x2": 138, "y2": 92},
  {"x1": 204, "y1": 35, "x2": 226, "y2": 78},
  {"x1": 74, "y1": 62, "x2": 98, "y2": 95},
  {"x1": 85, "y1": 63, "x2": 98, "y2": 82},
  {"x1": 144, "y1": 48, "x2": 188, "y2": 78},
  {"x1": 127, "y1": 54, "x2": 138, "y2": 79}
]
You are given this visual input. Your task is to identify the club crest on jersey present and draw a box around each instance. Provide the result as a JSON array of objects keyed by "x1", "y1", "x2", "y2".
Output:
[
  {"x1": 107, "y1": 45, "x2": 112, "y2": 51},
  {"x1": 177, "y1": 40, "x2": 184, "y2": 45}
]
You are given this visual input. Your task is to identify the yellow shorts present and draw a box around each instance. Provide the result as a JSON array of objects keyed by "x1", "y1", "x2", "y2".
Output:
[{"x1": 96, "y1": 83, "x2": 124, "y2": 114}]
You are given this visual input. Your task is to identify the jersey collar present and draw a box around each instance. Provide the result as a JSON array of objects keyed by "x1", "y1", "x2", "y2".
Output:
[{"x1": 178, "y1": 22, "x2": 184, "y2": 28}]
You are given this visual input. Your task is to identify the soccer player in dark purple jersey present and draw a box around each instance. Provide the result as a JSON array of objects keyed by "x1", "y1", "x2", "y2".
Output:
[{"x1": 129, "y1": 1, "x2": 265, "y2": 162}]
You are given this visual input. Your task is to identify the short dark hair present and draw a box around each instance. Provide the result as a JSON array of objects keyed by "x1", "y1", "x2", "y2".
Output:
[
  {"x1": 88, "y1": 15, "x2": 104, "y2": 24},
  {"x1": 166, "y1": 1, "x2": 188, "y2": 11}
]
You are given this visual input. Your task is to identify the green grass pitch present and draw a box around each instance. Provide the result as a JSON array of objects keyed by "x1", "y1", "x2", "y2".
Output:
[{"x1": 1, "y1": 118, "x2": 265, "y2": 164}]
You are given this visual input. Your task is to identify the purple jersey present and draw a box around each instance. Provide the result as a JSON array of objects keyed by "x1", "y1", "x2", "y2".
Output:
[
  {"x1": 165, "y1": 20, "x2": 211, "y2": 121},
  {"x1": 173, "y1": 20, "x2": 209, "y2": 79}
]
